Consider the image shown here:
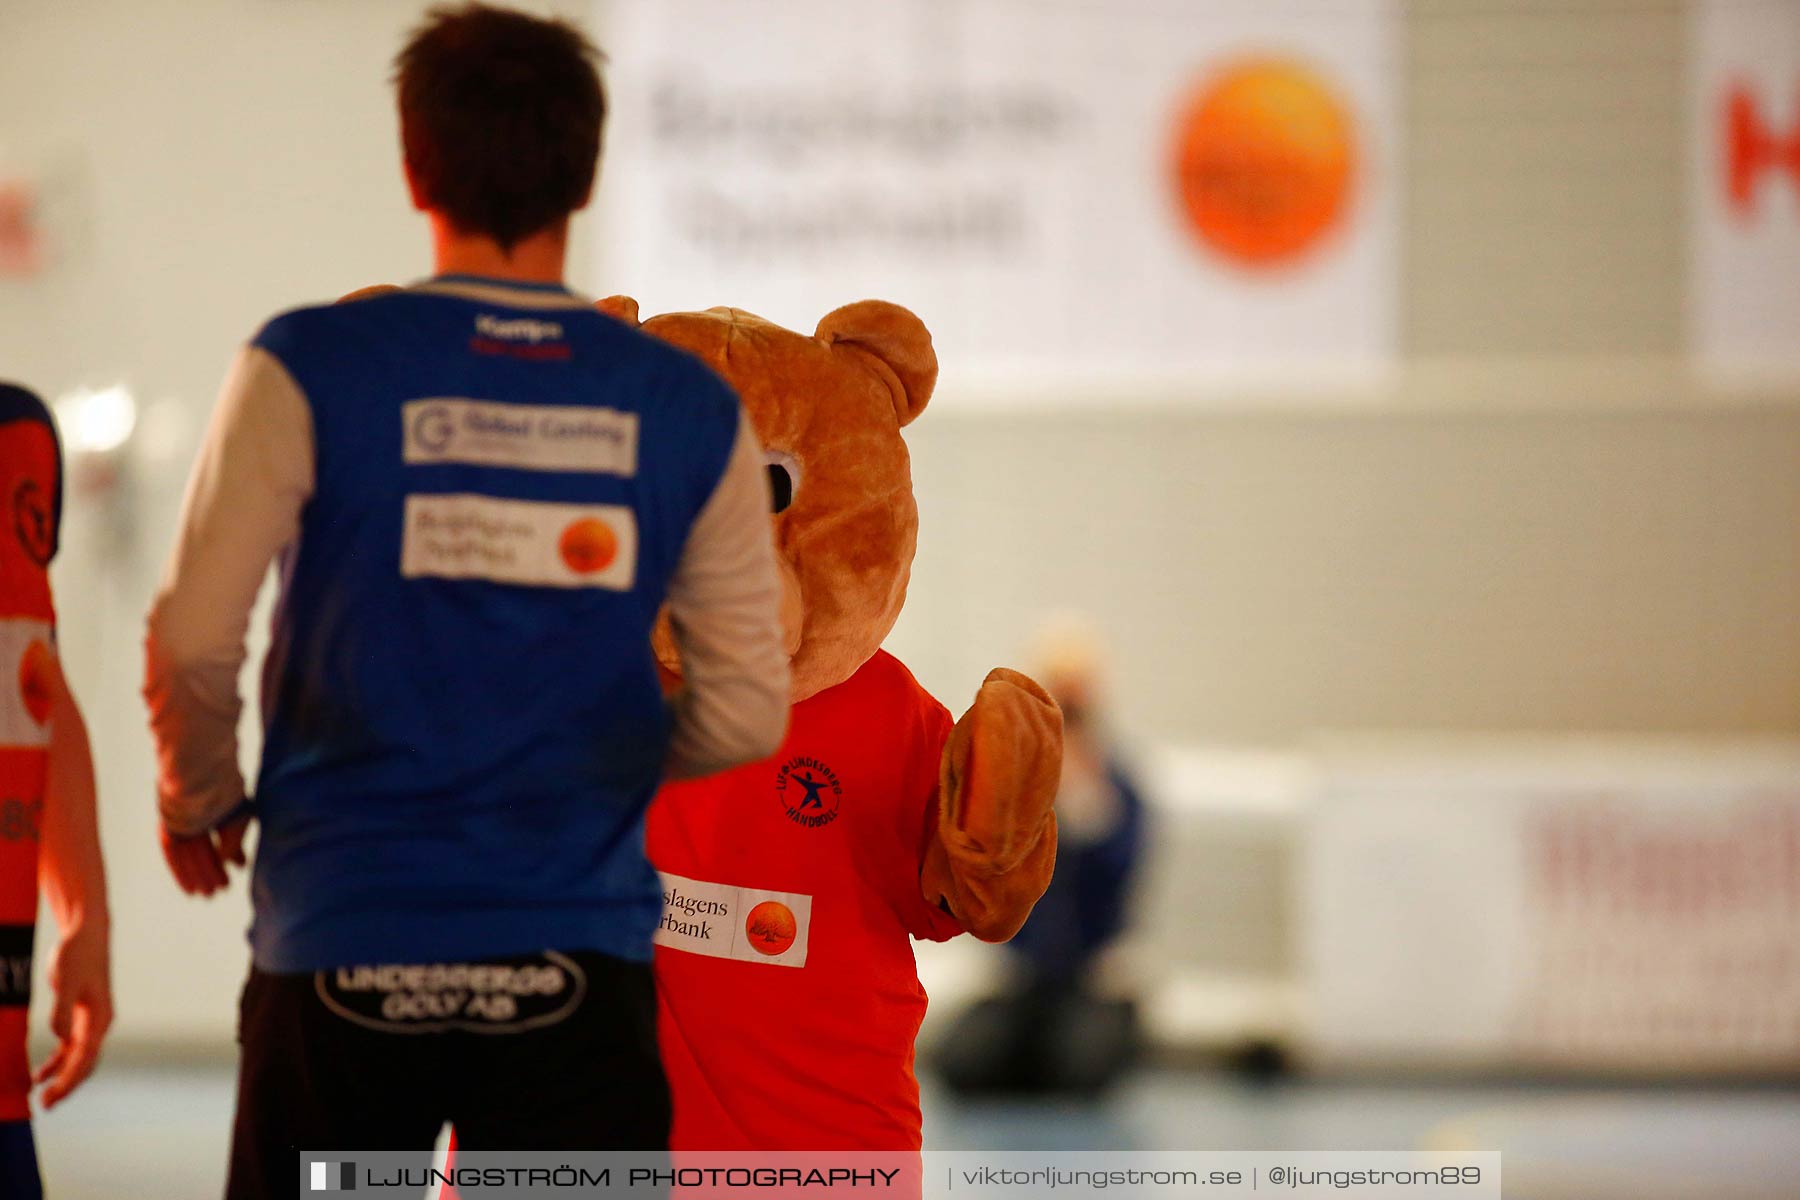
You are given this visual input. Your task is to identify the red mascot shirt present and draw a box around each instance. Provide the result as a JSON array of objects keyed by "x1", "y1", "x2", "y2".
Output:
[
  {"x1": 1, "y1": 395, "x2": 60, "y2": 1123},
  {"x1": 646, "y1": 651, "x2": 963, "y2": 1151}
]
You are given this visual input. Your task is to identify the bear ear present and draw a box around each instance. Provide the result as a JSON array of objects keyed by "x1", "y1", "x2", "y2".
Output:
[
  {"x1": 816, "y1": 301, "x2": 937, "y2": 428},
  {"x1": 597, "y1": 295, "x2": 641, "y2": 326}
]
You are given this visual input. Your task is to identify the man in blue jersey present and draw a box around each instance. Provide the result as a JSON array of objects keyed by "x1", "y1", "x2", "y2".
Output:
[{"x1": 142, "y1": 6, "x2": 788, "y2": 1195}]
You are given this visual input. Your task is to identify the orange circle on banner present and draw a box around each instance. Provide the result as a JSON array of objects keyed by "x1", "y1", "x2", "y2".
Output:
[
  {"x1": 745, "y1": 901, "x2": 797, "y2": 956},
  {"x1": 558, "y1": 517, "x2": 618, "y2": 575},
  {"x1": 1171, "y1": 59, "x2": 1356, "y2": 266},
  {"x1": 19, "y1": 640, "x2": 54, "y2": 726}
]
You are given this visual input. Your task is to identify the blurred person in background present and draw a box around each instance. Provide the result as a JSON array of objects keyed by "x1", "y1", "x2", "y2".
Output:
[
  {"x1": 936, "y1": 614, "x2": 1144, "y2": 1097},
  {"x1": 140, "y1": 5, "x2": 785, "y2": 1196},
  {"x1": 1, "y1": 383, "x2": 113, "y2": 1200}
]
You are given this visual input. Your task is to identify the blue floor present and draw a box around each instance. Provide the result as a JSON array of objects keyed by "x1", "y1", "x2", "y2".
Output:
[{"x1": 26, "y1": 1062, "x2": 1800, "y2": 1199}]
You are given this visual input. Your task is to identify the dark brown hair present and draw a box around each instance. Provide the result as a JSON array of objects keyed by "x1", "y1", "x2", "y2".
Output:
[{"x1": 395, "y1": 3, "x2": 605, "y2": 252}]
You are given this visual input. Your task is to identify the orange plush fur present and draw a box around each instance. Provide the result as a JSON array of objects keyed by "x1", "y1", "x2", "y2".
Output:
[{"x1": 604, "y1": 296, "x2": 1060, "y2": 939}]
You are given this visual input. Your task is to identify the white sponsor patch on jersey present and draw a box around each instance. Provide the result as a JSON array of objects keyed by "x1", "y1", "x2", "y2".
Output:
[
  {"x1": 402, "y1": 398, "x2": 638, "y2": 476},
  {"x1": 655, "y1": 870, "x2": 813, "y2": 969},
  {"x1": 400, "y1": 493, "x2": 638, "y2": 591},
  {"x1": 0, "y1": 617, "x2": 54, "y2": 750}
]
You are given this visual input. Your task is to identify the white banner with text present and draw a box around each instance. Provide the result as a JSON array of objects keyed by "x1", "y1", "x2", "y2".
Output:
[{"x1": 595, "y1": 0, "x2": 1399, "y2": 401}]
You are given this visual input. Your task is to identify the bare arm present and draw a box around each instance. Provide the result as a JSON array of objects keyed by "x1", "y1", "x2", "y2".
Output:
[
  {"x1": 663, "y1": 410, "x2": 791, "y2": 779},
  {"x1": 33, "y1": 652, "x2": 111, "y2": 1107},
  {"x1": 40, "y1": 655, "x2": 105, "y2": 935}
]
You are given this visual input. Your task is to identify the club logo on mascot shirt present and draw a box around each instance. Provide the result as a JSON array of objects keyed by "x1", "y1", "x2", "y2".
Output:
[{"x1": 775, "y1": 756, "x2": 842, "y2": 829}]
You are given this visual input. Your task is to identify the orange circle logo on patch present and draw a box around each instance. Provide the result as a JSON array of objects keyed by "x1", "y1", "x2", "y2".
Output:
[
  {"x1": 1171, "y1": 59, "x2": 1356, "y2": 267},
  {"x1": 19, "y1": 640, "x2": 54, "y2": 726},
  {"x1": 558, "y1": 517, "x2": 618, "y2": 575},
  {"x1": 744, "y1": 900, "x2": 797, "y2": 956}
]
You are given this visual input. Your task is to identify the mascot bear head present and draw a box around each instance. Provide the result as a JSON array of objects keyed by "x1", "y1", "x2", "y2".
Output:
[{"x1": 601, "y1": 297, "x2": 936, "y2": 703}]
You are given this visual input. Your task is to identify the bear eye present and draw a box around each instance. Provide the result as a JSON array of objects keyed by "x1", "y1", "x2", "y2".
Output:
[
  {"x1": 767, "y1": 465, "x2": 793, "y2": 513},
  {"x1": 763, "y1": 449, "x2": 800, "y2": 514}
]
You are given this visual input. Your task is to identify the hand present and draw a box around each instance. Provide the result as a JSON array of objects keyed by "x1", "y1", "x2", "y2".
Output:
[
  {"x1": 32, "y1": 920, "x2": 112, "y2": 1109},
  {"x1": 158, "y1": 814, "x2": 251, "y2": 897}
]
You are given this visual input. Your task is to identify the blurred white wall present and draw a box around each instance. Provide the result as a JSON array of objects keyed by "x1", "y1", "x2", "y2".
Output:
[
  {"x1": 888, "y1": 400, "x2": 1800, "y2": 746},
  {"x1": 0, "y1": 0, "x2": 1793, "y2": 1051}
]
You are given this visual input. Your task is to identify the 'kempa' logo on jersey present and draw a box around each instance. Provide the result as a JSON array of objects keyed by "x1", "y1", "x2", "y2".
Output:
[
  {"x1": 775, "y1": 756, "x2": 842, "y2": 829},
  {"x1": 474, "y1": 314, "x2": 564, "y2": 343}
]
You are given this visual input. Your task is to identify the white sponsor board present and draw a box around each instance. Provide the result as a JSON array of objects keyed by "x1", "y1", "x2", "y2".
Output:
[
  {"x1": 1300, "y1": 740, "x2": 1800, "y2": 1072},
  {"x1": 597, "y1": 0, "x2": 1399, "y2": 400},
  {"x1": 403, "y1": 398, "x2": 639, "y2": 476},
  {"x1": 0, "y1": 617, "x2": 53, "y2": 749},
  {"x1": 655, "y1": 870, "x2": 813, "y2": 968},
  {"x1": 400, "y1": 494, "x2": 638, "y2": 591},
  {"x1": 1692, "y1": 0, "x2": 1800, "y2": 380}
]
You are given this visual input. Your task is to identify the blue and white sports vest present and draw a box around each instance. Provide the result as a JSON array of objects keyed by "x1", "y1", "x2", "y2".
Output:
[{"x1": 247, "y1": 276, "x2": 738, "y2": 972}]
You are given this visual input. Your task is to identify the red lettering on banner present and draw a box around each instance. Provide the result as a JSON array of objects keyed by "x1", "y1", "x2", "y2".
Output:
[{"x1": 1726, "y1": 81, "x2": 1800, "y2": 217}]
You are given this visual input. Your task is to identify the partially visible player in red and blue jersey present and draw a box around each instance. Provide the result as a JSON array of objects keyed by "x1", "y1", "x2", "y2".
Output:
[{"x1": 1, "y1": 382, "x2": 113, "y2": 1200}]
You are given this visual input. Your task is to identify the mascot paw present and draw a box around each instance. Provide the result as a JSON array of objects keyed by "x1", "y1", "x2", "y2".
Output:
[{"x1": 923, "y1": 668, "x2": 1063, "y2": 942}]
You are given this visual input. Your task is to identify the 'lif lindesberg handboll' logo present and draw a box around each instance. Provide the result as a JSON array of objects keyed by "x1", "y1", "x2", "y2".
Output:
[{"x1": 775, "y1": 756, "x2": 842, "y2": 829}]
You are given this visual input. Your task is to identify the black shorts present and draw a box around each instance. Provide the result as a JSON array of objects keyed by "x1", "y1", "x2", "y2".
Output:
[
  {"x1": 226, "y1": 950, "x2": 670, "y2": 1200},
  {"x1": 0, "y1": 1120, "x2": 41, "y2": 1200}
]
